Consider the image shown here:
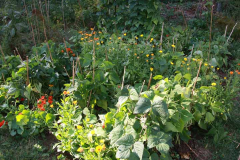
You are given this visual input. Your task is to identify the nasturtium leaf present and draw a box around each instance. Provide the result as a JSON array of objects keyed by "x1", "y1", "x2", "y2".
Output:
[
  {"x1": 132, "y1": 142, "x2": 144, "y2": 160},
  {"x1": 97, "y1": 100, "x2": 108, "y2": 110},
  {"x1": 156, "y1": 143, "x2": 170, "y2": 154},
  {"x1": 88, "y1": 114, "x2": 97, "y2": 124},
  {"x1": 46, "y1": 113, "x2": 55, "y2": 124},
  {"x1": 133, "y1": 97, "x2": 151, "y2": 114},
  {"x1": 109, "y1": 124, "x2": 124, "y2": 146},
  {"x1": 16, "y1": 115, "x2": 29, "y2": 126},
  {"x1": 116, "y1": 145, "x2": 131, "y2": 159},
  {"x1": 205, "y1": 112, "x2": 215, "y2": 123},
  {"x1": 115, "y1": 134, "x2": 134, "y2": 146},
  {"x1": 105, "y1": 112, "x2": 114, "y2": 124}
]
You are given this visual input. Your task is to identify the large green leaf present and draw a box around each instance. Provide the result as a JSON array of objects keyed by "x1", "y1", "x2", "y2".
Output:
[
  {"x1": 147, "y1": 131, "x2": 167, "y2": 148},
  {"x1": 129, "y1": 88, "x2": 139, "y2": 101},
  {"x1": 115, "y1": 134, "x2": 134, "y2": 146},
  {"x1": 164, "y1": 122, "x2": 179, "y2": 132},
  {"x1": 46, "y1": 113, "x2": 55, "y2": 124},
  {"x1": 156, "y1": 143, "x2": 169, "y2": 154},
  {"x1": 132, "y1": 142, "x2": 144, "y2": 160},
  {"x1": 16, "y1": 115, "x2": 29, "y2": 126},
  {"x1": 97, "y1": 100, "x2": 108, "y2": 110},
  {"x1": 152, "y1": 96, "x2": 169, "y2": 124},
  {"x1": 116, "y1": 145, "x2": 131, "y2": 159},
  {"x1": 109, "y1": 124, "x2": 124, "y2": 146},
  {"x1": 134, "y1": 98, "x2": 151, "y2": 114},
  {"x1": 205, "y1": 112, "x2": 215, "y2": 123},
  {"x1": 180, "y1": 109, "x2": 193, "y2": 124}
]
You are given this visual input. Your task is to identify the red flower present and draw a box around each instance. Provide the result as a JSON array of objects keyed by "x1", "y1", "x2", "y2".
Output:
[
  {"x1": 48, "y1": 96, "x2": 53, "y2": 100},
  {"x1": 40, "y1": 107, "x2": 45, "y2": 111},
  {"x1": 20, "y1": 98, "x2": 24, "y2": 101},
  {"x1": 19, "y1": 112, "x2": 23, "y2": 115},
  {"x1": 102, "y1": 123, "x2": 105, "y2": 129},
  {"x1": 70, "y1": 50, "x2": 73, "y2": 54},
  {"x1": 67, "y1": 48, "x2": 71, "y2": 52},
  {"x1": 230, "y1": 71, "x2": 234, "y2": 75},
  {"x1": 48, "y1": 100, "x2": 53, "y2": 104},
  {"x1": 41, "y1": 96, "x2": 45, "y2": 100},
  {"x1": 166, "y1": 34, "x2": 170, "y2": 37},
  {"x1": 61, "y1": 50, "x2": 64, "y2": 53},
  {"x1": 0, "y1": 120, "x2": 5, "y2": 128}
]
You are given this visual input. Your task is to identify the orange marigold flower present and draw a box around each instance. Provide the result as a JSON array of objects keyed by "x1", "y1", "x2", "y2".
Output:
[
  {"x1": 72, "y1": 54, "x2": 76, "y2": 57},
  {"x1": 63, "y1": 91, "x2": 68, "y2": 95},
  {"x1": 90, "y1": 28, "x2": 94, "y2": 31},
  {"x1": 49, "y1": 84, "x2": 54, "y2": 87},
  {"x1": 230, "y1": 71, "x2": 234, "y2": 75},
  {"x1": 61, "y1": 50, "x2": 64, "y2": 53}
]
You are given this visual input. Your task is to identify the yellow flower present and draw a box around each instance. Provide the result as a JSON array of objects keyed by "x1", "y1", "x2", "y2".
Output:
[
  {"x1": 77, "y1": 125, "x2": 82, "y2": 130},
  {"x1": 50, "y1": 104, "x2": 54, "y2": 108},
  {"x1": 140, "y1": 34, "x2": 143, "y2": 37},
  {"x1": 90, "y1": 124, "x2": 93, "y2": 128},
  {"x1": 151, "y1": 53, "x2": 154, "y2": 56},
  {"x1": 184, "y1": 58, "x2": 187, "y2": 61},
  {"x1": 193, "y1": 58, "x2": 196, "y2": 61},
  {"x1": 217, "y1": 68, "x2": 219, "y2": 70},
  {"x1": 88, "y1": 34, "x2": 92, "y2": 37},
  {"x1": 211, "y1": 82, "x2": 216, "y2": 86},
  {"x1": 146, "y1": 60, "x2": 149, "y2": 62},
  {"x1": 118, "y1": 37, "x2": 121, "y2": 40},
  {"x1": 211, "y1": 66, "x2": 214, "y2": 68},
  {"x1": 170, "y1": 62, "x2": 174, "y2": 65},
  {"x1": 102, "y1": 144, "x2": 106, "y2": 151},
  {"x1": 77, "y1": 147, "x2": 84, "y2": 153},
  {"x1": 224, "y1": 77, "x2": 227, "y2": 79},
  {"x1": 152, "y1": 45, "x2": 155, "y2": 48},
  {"x1": 171, "y1": 44, "x2": 176, "y2": 48},
  {"x1": 109, "y1": 37, "x2": 112, "y2": 40},
  {"x1": 134, "y1": 53, "x2": 137, "y2": 56},
  {"x1": 73, "y1": 101, "x2": 77, "y2": 105},
  {"x1": 81, "y1": 38, "x2": 84, "y2": 41},
  {"x1": 90, "y1": 28, "x2": 94, "y2": 31},
  {"x1": 204, "y1": 63, "x2": 208, "y2": 66},
  {"x1": 159, "y1": 50, "x2": 163, "y2": 53},
  {"x1": 100, "y1": 139, "x2": 105, "y2": 143},
  {"x1": 137, "y1": 56, "x2": 139, "y2": 59},
  {"x1": 135, "y1": 36, "x2": 138, "y2": 39},
  {"x1": 146, "y1": 54, "x2": 149, "y2": 57},
  {"x1": 187, "y1": 67, "x2": 190, "y2": 70},
  {"x1": 95, "y1": 145, "x2": 102, "y2": 153},
  {"x1": 86, "y1": 118, "x2": 90, "y2": 122},
  {"x1": 124, "y1": 33, "x2": 126, "y2": 36},
  {"x1": 150, "y1": 67, "x2": 153, "y2": 72},
  {"x1": 90, "y1": 130, "x2": 95, "y2": 135},
  {"x1": 182, "y1": 61, "x2": 185, "y2": 64},
  {"x1": 99, "y1": 31, "x2": 102, "y2": 34},
  {"x1": 97, "y1": 43, "x2": 100, "y2": 45}
]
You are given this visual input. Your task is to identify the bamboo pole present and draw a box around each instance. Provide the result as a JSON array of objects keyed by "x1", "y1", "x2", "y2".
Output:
[
  {"x1": 208, "y1": 5, "x2": 214, "y2": 63},
  {"x1": 139, "y1": 80, "x2": 145, "y2": 96},
  {"x1": 72, "y1": 60, "x2": 75, "y2": 86},
  {"x1": 26, "y1": 56, "x2": 29, "y2": 85},
  {"x1": 15, "y1": 47, "x2": 23, "y2": 61},
  {"x1": 121, "y1": 66, "x2": 126, "y2": 90},
  {"x1": 63, "y1": 66, "x2": 70, "y2": 78},
  {"x1": 147, "y1": 73, "x2": 153, "y2": 90},
  {"x1": 227, "y1": 22, "x2": 238, "y2": 43},
  {"x1": 160, "y1": 22, "x2": 164, "y2": 50}
]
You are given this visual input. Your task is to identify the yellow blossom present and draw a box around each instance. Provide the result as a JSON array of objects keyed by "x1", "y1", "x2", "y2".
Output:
[
  {"x1": 96, "y1": 145, "x2": 102, "y2": 153},
  {"x1": 109, "y1": 37, "x2": 112, "y2": 40},
  {"x1": 187, "y1": 67, "x2": 190, "y2": 70},
  {"x1": 81, "y1": 38, "x2": 84, "y2": 41},
  {"x1": 91, "y1": 130, "x2": 95, "y2": 135},
  {"x1": 146, "y1": 54, "x2": 149, "y2": 57},
  {"x1": 146, "y1": 60, "x2": 149, "y2": 62},
  {"x1": 193, "y1": 58, "x2": 196, "y2": 61},
  {"x1": 77, "y1": 147, "x2": 84, "y2": 153},
  {"x1": 124, "y1": 33, "x2": 126, "y2": 36},
  {"x1": 150, "y1": 67, "x2": 154, "y2": 72},
  {"x1": 77, "y1": 125, "x2": 83, "y2": 130},
  {"x1": 118, "y1": 37, "x2": 121, "y2": 40},
  {"x1": 224, "y1": 77, "x2": 227, "y2": 79},
  {"x1": 86, "y1": 118, "x2": 90, "y2": 122},
  {"x1": 159, "y1": 50, "x2": 163, "y2": 53},
  {"x1": 100, "y1": 139, "x2": 104, "y2": 143},
  {"x1": 101, "y1": 41, "x2": 103, "y2": 44},
  {"x1": 211, "y1": 82, "x2": 216, "y2": 86},
  {"x1": 171, "y1": 44, "x2": 176, "y2": 48},
  {"x1": 97, "y1": 43, "x2": 100, "y2": 45},
  {"x1": 49, "y1": 84, "x2": 54, "y2": 87},
  {"x1": 217, "y1": 68, "x2": 219, "y2": 70},
  {"x1": 140, "y1": 34, "x2": 143, "y2": 37},
  {"x1": 135, "y1": 36, "x2": 138, "y2": 39},
  {"x1": 171, "y1": 62, "x2": 174, "y2": 65},
  {"x1": 99, "y1": 31, "x2": 102, "y2": 34},
  {"x1": 134, "y1": 53, "x2": 137, "y2": 56},
  {"x1": 50, "y1": 104, "x2": 54, "y2": 108},
  {"x1": 184, "y1": 58, "x2": 187, "y2": 61},
  {"x1": 90, "y1": 124, "x2": 93, "y2": 128},
  {"x1": 152, "y1": 45, "x2": 155, "y2": 48},
  {"x1": 73, "y1": 101, "x2": 77, "y2": 105},
  {"x1": 204, "y1": 63, "x2": 208, "y2": 66}
]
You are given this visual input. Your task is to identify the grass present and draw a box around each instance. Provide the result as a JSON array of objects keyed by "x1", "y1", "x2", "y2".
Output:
[{"x1": 0, "y1": 129, "x2": 57, "y2": 160}]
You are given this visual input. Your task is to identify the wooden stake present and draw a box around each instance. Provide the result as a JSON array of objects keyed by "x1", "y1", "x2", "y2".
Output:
[
  {"x1": 13, "y1": 50, "x2": 16, "y2": 56},
  {"x1": 72, "y1": 60, "x2": 75, "y2": 86},
  {"x1": 62, "y1": 0, "x2": 66, "y2": 31},
  {"x1": 2, "y1": 73, "x2": 5, "y2": 83},
  {"x1": 77, "y1": 56, "x2": 83, "y2": 74},
  {"x1": 227, "y1": 22, "x2": 238, "y2": 43},
  {"x1": 92, "y1": 37, "x2": 96, "y2": 81},
  {"x1": 191, "y1": 61, "x2": 202, "y2": 98},
  {"x1": 147, "y1": 73, "x2": 153, "y2": 90},
  {"x1": 181, "y1": 9, "x2": 188, "y2": 29},
  {"x1": 26, "y1": 56, "x2": 29, "y2": 85},
  {"x1": 224, "y1": 25, "x2": 228, "y2": 37},
  {"x1": 15, "y1": 47, "x2": 23, "y2": 61},
  {"x1": 208, "y1": 5, "x2": 214, "y2": 63},
  {"x1": 139, "y1": 80, "x2": 145, "y2": 96},
  {"x1": 0, "y1": 45, "x2": 6, "y2": 64},
  {"x1": 146, "y1": 25, "x2": 155, "y2": 42},
  {"x1": 63, "y1": 66, "x2": 70, "y2": 78},
  {"x1": 160, "y1": 22, "x2": 164, "y2": 50},
  {"x1": 189, "y1": 44, "x2": 195, "y2": 63},
  {"x1": 45, "y1": 41, "x2": 53, "y2": 61},
  {"x1": 121, "y1": 66, "x2": 126, "y2": 90}
]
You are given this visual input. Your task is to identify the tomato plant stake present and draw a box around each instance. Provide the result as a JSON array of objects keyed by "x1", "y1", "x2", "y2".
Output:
[
  {"x1": 15, "y1": 47, "x2": 23, "y2": 61},
  {"x1": 63, "y1": 66, "x2": 70, "y2": 78},
  {"x1": 139, "y1": 80, "x2": 145, "y2": 96},
  {"x1": 227, "y1": 22, "x2": 238, "y2": 43},
  {"x1": 191, "y1": 61, "x2": 203, "y2": 99},
  {"x1": 77, "y1": 56, "x2": 83, "y2": 74},
  {"x1": 208, "y1": 5, "x2": 214, "y2": 63},
  {"x1": 188, "y1": 44, "x2": 195, "y2": 63},
  {"x1": 147, "y1": 73, "x2": 153, "y2": 90},
  {"x1": 146, "y1": 25, "x2": 155, "y2": 43},
  {"x1": 63, "y1": 38, "x2": 70, "y2": 57},
  {"x1": 224, "y1": 25, "x2": 228, "y2": 37},
  {"x1": 121, "y1": 66, "x2": 126, "y2": 90},
  {"x1": 45, "y1": 41, "x2": 53, "y2": 61},
  {"x1": 72, "y1": 60, "x2": 75, "y2": 86},
  {"x1": 159, "y1": 22, "x2": 164, "y2": 50},
  {"x1": 2, "y1": 73, "x2": 5, "y2": 83},
  {"x1": 0, "y1": 45, "x2": 6, "y2": 64},
  {"x1": 26, "y1": 56, "x2": 29, "y2": 86}
]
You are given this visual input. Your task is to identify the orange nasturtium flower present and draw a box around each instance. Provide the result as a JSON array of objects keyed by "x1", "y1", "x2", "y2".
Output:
[
  {"x1": 230, "y1": 71, "x2": 234, "y2": 75},
  {"x1": 90, "y1": 28, "x2": 94, "y2": 31},
  {"x1": 77, "y1": 147, "x2": 84, "y2": 153},
  {"x1": 49, "y1": 84, "x2": 54, "y2": 87}
]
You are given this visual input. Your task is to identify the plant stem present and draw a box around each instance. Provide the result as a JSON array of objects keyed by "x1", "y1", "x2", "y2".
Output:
[
  {"x1": 160, "y1": 22, "x2": 164, "y2": 50},
  {"x1": 121, "y1": 66, "x2": 126, "y2": 90},
  {"x1": 147, "y1": 73, "x2": 153, "y2": 90},
  {"x1": 208, "y1": 5, "x2": 214, "y2": 63},
  {"x1": 0, "y1": 45, "x2": 6, "y2": 64},
  {"x1": 227, "y1": 22, "x2": 238, "y2": 43}
]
